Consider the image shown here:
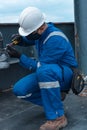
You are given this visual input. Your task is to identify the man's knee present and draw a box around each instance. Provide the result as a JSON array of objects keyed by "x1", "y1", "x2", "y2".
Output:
[
  {"x1": 37, "y1": 64, "x2": 62, "y2": 82},
  {"x1": 12, "y1": 84, "x2": 27, "y2": 96},
  {"x1": 37, "y1": 66, "x2": 52, "y2": 82}
]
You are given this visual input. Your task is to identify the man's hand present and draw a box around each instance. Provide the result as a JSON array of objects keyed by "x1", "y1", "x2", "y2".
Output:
[
  {"x1": 6, "y1": 45, "x2": 21, "y2": 58},
  {"x1": 11, "y1": 34, "x2": 22, "y2": 45}
]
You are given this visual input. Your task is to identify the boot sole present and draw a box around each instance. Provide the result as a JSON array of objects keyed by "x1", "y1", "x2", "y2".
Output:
[{"x1": 56, "y1": 120, "x2": 68, "y2": 130}]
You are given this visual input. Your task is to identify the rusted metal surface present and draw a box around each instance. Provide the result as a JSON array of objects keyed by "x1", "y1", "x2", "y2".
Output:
[
  {"x1": 74, "y1": 0, "x2": 87, "y2": 96},
  {"x1": 74, "y1": 0, "x2": 87, "y2": 75}
]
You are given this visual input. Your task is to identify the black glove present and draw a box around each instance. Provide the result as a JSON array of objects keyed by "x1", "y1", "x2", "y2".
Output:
[
  {"x1": 11, "y1": 34, "x2": 22, "y2": 45},
  {"x1": 6, "y1": 45, "x2": 21, "y2": 58}
]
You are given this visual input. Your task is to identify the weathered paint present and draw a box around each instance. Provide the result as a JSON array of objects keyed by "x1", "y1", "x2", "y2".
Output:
[{"x1": 74, "y1": 0, "x2": 87, "y2": 75}]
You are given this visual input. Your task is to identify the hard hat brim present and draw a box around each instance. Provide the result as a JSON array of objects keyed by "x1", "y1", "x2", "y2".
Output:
[
  {"x1": 18, "y1": 27, "x2": 31, "y2": 36},
  {"x1": 19, "y1": 19, "x2": 44, "y2": 36},
  {"x1": 18, "y1": 7, "x2": 46, "y2": 36}
]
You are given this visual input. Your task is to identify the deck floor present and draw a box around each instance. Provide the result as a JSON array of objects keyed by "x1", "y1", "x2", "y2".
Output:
[{"x1": 0, "y1": 91, "x2": 87, "y2": 130}]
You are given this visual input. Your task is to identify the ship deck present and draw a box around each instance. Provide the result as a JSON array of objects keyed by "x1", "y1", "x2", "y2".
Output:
[{"x1": 0, "y1": 90, "x2": 87, "y2": 130}]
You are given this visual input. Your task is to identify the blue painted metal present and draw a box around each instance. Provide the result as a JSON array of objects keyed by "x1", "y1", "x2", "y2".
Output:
[{"x1": 74, "y1": 0, "x2": 87, "y2": 75}]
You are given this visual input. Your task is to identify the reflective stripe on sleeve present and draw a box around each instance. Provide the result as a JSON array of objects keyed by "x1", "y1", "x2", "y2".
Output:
[
  {"x1": 39, "y1": 81, "x2": 60, "y2": 89},
  {"x1": 37, "y1": 62, "x2": 41, "y2": 68},
  {"x1": 43, "y1": 31, "x2": 69, "y2": 44}
]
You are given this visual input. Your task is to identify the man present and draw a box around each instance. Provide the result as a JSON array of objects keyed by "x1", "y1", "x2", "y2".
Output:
[{"x1": 7, "y1": 7, "x2": 78, "y2": 130}]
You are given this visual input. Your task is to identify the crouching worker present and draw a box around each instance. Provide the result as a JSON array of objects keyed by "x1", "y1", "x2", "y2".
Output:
[{"x1": 7, "y1": 7, "x2": 78, "y2": 130}]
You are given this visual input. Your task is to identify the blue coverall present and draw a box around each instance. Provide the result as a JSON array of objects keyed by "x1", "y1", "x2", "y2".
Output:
[{"x1": 13, "y1": 23, "x2": 78, "y2": 120}]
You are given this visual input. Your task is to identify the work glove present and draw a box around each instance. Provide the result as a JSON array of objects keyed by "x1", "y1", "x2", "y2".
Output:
[
  {"x1": 6, "y1": 45, "x2": 21, "y2": 58},
  {"x1": 11, "y1": 34, "x2": 22, "y2": 45}
]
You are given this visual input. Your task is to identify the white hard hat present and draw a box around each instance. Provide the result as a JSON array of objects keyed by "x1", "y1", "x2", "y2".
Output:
[{"x1": 18, "y1": 7, "x2": 45, "y2": 36}]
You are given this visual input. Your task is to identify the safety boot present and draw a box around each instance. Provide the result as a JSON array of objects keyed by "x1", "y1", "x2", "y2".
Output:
[{"x1": 40, "y1": 115, "x2": 68, "y2": 130}]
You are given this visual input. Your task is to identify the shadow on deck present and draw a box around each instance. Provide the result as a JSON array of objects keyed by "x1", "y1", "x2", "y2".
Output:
[{"x1": 0, "y1": 90, "x2": 87, "y2": 130}]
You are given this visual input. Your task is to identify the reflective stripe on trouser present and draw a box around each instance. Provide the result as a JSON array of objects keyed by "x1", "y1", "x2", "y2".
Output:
[
  {"x1": 36, "y1": 64, "x2": 73, "y2": 120},
  {"x1": 13, "y1": 64, "x2": 73, "y2": 119},
  {"x1": 12, "y1": 73, "x2": 43, "y2": 106}
]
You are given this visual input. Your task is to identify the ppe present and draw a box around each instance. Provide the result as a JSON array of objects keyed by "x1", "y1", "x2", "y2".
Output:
[
  {"x1": 12, "y1": 23, "x2": 78, "y2": 120},
  {"x1": 18, "y1": 7, "x2": 45, "y2": 36},
  {"x1": 26, "y1": 32, "x2": 41, "y2": 40},
  {"x1": 71, "y1": 68, "x2": 84, "y2": 95},
  {"x1": 6, "y1": 45, "x2": 21, "y2": 58},
  {"x1": 11, "y1": 34, "x2": 22, "y2": 45}
]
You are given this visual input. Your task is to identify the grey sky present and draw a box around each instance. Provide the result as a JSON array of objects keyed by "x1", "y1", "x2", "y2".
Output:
[{"x1": 0, "y1": 0, "x2": 74, "y2": 23}]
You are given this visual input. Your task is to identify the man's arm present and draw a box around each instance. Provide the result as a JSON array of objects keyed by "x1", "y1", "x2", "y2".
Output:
[
  {"x1": 6, "y1": 45, "x2": 37, "y2": 71},
  {"x1": 10, "y1": 34, "x2": 35, "y2": 47}
]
